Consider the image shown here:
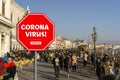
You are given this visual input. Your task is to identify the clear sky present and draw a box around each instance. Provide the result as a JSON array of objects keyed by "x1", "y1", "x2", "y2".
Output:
[{"x1": 15, "y1": 0, "x2": 120, "y2": 44}]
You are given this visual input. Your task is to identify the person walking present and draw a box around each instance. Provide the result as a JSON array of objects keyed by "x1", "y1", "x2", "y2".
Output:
[
  {"x1": 64, "y1": 53, "x2": 72, "y2": 78},
  {"x1": 91, "y1": 53, "x2": 94, "y2": 65},
  {"x1": 59, "y1": 54, "x2": 64, "y2": 70},
  {"x1": 71, "y1": 52, "x2": 77, "y2": 72},
  {"x1": 96, "y1": 57, "x2": 102, "y2": 80},
  {"x1": 37, "y1": 53, "x2": 40, "y2": 62},
  {"x1": 45, "y1": 52, "x2": 49, "y2": 63},
  {"x1": 83, "y1": 51, "x2": 88, "y2": 66},
  {"x1": 52, "y1": 53, "x2": 60, "y2": 78}
]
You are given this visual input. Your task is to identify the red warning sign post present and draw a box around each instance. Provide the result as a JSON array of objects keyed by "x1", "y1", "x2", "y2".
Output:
[{"x1": 17, "y1": 13, "x2": 55, "y2": 51}]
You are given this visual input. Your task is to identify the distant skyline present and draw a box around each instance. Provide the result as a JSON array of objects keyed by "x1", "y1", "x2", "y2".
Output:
[{"x1": 15, "y1": 0, "x2": 120, "y2": 45}]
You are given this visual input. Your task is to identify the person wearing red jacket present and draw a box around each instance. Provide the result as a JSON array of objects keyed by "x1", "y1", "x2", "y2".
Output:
[
  {"x1": 3, "y1": 56, "x2": 16, "y2": 80},
  {"x1": 0, "y1": 59, "x2": 5, "y2": 80}
]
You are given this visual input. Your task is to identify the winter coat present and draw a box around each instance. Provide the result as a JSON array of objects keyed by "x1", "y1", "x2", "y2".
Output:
[
  {"x1": 3, "y1": 62, "x2": 16, "y2": 80},
  {"x1": 64, "y1": 56, "x2": 72, "y2": 70},
  {"x1": 0, "y1": 60, "x2": 5, "y2": 79}
]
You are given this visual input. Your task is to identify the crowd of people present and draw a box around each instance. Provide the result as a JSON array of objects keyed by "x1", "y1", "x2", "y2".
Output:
[
  {"x1": 37, "y1": 49, "x2": 120, "y2": 80},
  {"x1": 0, "y1": 56, "x2": 16, "y2": 80},
  {"x1": 0, "y1": 49, "x2": 120, "y2": 80},
  {"x1": 34, "y1": 50, "x2": 78, "y2": 78},
  {"x1": 51, "y1": 50, "x2": 77, "y2": 79},
  {"x1": 0, "y1": 50, "x2": 35, "y2": 80},
  {"x1": 96, "y1": 54, "x2": 120, "y2": 80}
]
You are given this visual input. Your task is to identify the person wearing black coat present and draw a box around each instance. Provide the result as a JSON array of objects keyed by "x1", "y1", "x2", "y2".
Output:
[
  {"x1": 64, "y1": 54, "x2": 72, "y2": 78},
  {"x1": 96, "y1": 57, "x2": 102, "y2": 80},
  {"x1": 59, "y1": 54, "x2": 63, "y2": 70}
]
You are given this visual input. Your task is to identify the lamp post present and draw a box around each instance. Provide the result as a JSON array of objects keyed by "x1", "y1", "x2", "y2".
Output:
[{"x1": 91, "y1": 27, "x2": 97, "y2": 69}]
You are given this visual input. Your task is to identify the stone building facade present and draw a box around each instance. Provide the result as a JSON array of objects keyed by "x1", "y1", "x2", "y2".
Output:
[
  {"x1": 11, "y1": 0, "x2": 27, "y2": 50},
  {"x1": 0, "y1": 0, "x2": 27, "y2": 57}
]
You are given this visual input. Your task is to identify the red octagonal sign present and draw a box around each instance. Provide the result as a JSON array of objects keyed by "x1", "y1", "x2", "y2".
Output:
[{"x1": 17, "y1": 13, "x2": 55, "y2": 51}]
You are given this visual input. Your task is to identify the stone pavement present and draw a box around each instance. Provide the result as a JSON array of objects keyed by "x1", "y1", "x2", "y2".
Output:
[{"x1": 17, "y1": 61, "x2": 97, "y2": 80}]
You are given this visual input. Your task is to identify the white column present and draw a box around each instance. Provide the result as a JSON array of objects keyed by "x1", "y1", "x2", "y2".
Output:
[
  {"x1": 0, "y1": 0, "x2": 2, "y2": 14},
  {"x1": 5, "y1": 33, "x2": 10, "y2": 52},
  {"x1": 1, "y1": 33, "x2": 6, "y2": 57},
  {"x1": 1, "y1": 33, "x2": 10, "y2": 56}
]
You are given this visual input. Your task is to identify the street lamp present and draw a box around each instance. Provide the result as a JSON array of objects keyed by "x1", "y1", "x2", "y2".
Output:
[{"x1": 91, "y1": 27, "x2": 97, "y2": 69}]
